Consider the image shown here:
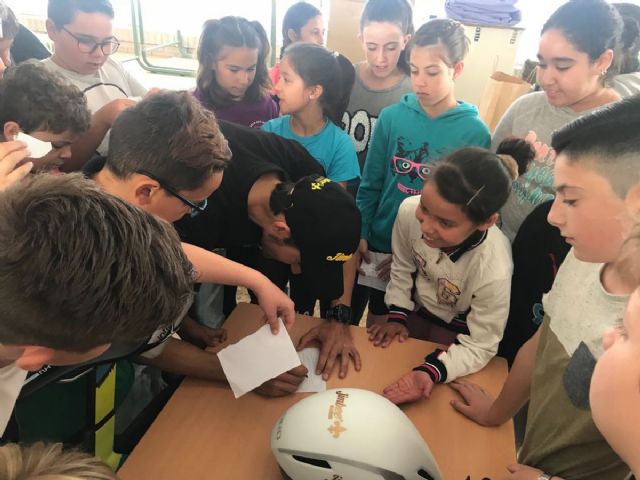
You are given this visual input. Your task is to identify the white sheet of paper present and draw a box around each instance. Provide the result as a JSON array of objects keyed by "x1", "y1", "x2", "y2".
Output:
[
  {"x1": 296, "y1": 348, "x2": 326, "y2": 393},
  {"x1": 217, "y1": 319, "x2": 301, "y2": 398},
  {"x1": 357, "y1": 251, "x2": 391, "y2": 292},
  {"x1": 15, "y1": 132, "x2": 52, "y2": 159}
]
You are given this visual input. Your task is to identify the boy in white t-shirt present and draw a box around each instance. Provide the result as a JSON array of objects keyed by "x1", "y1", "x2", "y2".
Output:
[{"x1": 43, "y1": 0, "x2": 147, "y2": 169}]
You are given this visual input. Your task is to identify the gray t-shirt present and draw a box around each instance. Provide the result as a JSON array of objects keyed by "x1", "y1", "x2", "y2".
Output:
[
  {"x1": 492, "y1": 92, "x2": 603, "y2": 242},
  {"x1": 613, "y1": 72, "x2": 640, "y2": 98},
  {"x1": 342, "y1": 63, "x2": 412, "y2": 172},
  {"x1": 42, "y1": 57, "x2": 147, "y2": 155},
  {"x1": 519, "y1": 250, "x2": 629, "y2": 479}
]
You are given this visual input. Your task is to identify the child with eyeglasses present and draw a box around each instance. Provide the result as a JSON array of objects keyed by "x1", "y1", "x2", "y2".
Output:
[
  {"x1": 356, "y1": 19, "x2": 490, "y2": 328},
  {"x1": 42, "y1": 0, "x2": 148, "y2": 170}
]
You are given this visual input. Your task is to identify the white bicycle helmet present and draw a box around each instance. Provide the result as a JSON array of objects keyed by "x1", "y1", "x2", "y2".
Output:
[{"x1": 271, "y1": 388, "x2": 442, "y2": 480}]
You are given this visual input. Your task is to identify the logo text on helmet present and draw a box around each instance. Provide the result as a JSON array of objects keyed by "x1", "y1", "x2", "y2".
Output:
[
  {"x1": 327, "y1": 391, "x2": 349, "y2": 439},
  {"x1": 326, "y1": 253, "x2": 353, "y2": 262},
  {"x1": 311, "y1": 177, "x2": 331, "y2": 190}
]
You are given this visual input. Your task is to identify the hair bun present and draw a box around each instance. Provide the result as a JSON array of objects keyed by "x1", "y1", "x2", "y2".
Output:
[
  {"x1": 495, "y1": 136, "x2": 535, "y2": 179},
  {"x1": 497, "y1": 154, "x2": 519, "y2": 181},
  {"x1": 269, "y1": 181, "x2": 295, "y2": 215}
]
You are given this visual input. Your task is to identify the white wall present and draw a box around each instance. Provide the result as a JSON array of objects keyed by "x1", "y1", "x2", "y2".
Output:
[{"x1": 414, "y1": 0, "x2": 640, "y2": 67}]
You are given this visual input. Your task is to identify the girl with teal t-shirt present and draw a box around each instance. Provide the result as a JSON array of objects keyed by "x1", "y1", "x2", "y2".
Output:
[
  {"x1": 356, "y1": 19, "x2": 491, "y2": 327},
  {"x1": 262, "y1": 43, "x2": 359, "y2": 186}
]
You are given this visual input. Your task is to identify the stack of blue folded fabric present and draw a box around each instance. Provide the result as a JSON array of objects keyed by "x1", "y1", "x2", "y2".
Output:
[{"x1": 445, "y1": 0, "x2": 521, "y2": 27}]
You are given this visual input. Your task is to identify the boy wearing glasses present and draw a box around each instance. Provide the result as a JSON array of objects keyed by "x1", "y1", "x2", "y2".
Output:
[
  {"x1": 7, "y1": 93, "x2": 299, "y2": 457},
  {"x1": 87, "y1": 90, "x2": 301, "y2": 392},
  {"x1": 43, "y1": 0, "x2": 146, "y2": 170}
]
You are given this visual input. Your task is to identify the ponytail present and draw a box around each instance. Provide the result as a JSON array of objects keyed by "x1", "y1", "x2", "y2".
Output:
[
  {"x1": 614, "y1": 3, "x2": 640, "y2": 73},
  {"x1": 431, "y1": 138, "x2": 534, "y2": 224},
  {"x1": 269, "y1": 181, "x2": 295, "y2": 214},
  {"x1": 283, "y1": 43, "x2": 355, "y2": 126},
  {"x1": 495, "y1": 137, "x2": 534, "y2": 179}
]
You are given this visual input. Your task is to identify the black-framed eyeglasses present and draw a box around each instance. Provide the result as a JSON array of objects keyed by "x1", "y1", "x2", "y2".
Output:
[
  {"x1": 62, "y1": 27, "x2": 120, "y2": 55},
  {"x1": 137, "y1": 170, "x2": 208, "y2": 217}
]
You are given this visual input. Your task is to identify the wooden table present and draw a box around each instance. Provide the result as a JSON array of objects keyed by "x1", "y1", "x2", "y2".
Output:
[{"x1": 119, "y1": 303, "x2": 515, "y2": 480}]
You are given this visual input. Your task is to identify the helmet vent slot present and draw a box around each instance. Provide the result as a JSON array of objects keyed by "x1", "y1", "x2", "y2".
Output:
[
  {"x1": 417, "y1": 469, "x2": 435, "y2": 480},
  {"x1": 292, "y1": 455, "x2": 332, "y2": 469}
]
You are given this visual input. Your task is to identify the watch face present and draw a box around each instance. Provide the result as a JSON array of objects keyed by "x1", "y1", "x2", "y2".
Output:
[{"x1": 327, "y1": 305, "x2": 352, "y2": 323}]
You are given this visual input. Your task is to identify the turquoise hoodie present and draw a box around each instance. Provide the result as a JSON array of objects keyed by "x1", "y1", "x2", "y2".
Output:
[{"x1": 356, "y1": 93, "x2": 491, "y2": 252}]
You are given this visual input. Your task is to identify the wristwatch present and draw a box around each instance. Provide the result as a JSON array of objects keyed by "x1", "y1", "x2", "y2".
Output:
[
  {"x1": 538, "y1": 473, "x2": 552, "y2": 480},
  {"x1": 325, "y1": 304, "x2": 352, "y2": 324}
]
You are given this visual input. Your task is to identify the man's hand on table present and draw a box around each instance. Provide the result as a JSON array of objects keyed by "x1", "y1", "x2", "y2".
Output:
[
  {"x1": 179, "y1": 315, "x2": 227, "y2": 349},
  {"x1": 298, "y1": 320, "x2": 362, "y2": 381},
  {"x1": 254, "y1": 364, "x2": 308, "y2": 397}
]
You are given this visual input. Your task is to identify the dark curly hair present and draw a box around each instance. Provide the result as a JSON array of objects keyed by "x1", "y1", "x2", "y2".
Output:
[{"x1": 0, "y1": 61, "x2": 90, "y2": 135}]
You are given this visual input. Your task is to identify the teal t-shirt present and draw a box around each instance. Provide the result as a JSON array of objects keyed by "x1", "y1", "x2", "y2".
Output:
[
  {"x1": 262, "y1": 116, "x2": 360, "y2": 183},
  {"x1": 357, "y1": 94, "x2": 491, "y2": 252}
]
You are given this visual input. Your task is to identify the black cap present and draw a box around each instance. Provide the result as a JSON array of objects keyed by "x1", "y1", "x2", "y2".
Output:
[{"x1": 285, "y1": 175, "x2": 361, "y2": 301}]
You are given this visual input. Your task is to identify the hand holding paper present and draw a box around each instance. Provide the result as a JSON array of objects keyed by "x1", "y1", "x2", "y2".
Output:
[
  {"x1": 217, "y1": 319, "x2": 301, "y2": 398},
  {"x1": 0, "y1": 141, "x2": 32, "y2": 191},
  {"x1": 296, "y1": 348, "x2": 326, "y2": 393}
]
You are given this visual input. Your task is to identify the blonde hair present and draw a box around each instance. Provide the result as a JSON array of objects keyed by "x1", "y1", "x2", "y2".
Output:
[{"x1": 0, "y1": 443, "x2": 117, "y2": 480}]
